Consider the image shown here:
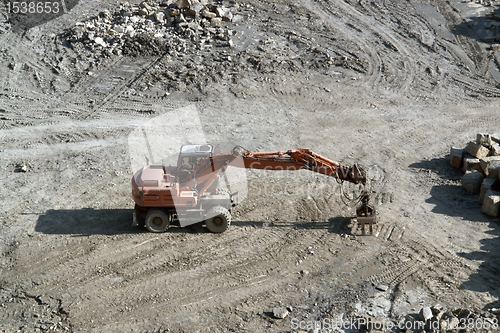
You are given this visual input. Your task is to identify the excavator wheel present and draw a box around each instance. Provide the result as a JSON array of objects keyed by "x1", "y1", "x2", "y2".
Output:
[
  {"x1": 205, "y1": 206, "x2": 231, "y2": 233},
  {"x1": 145, "y1": 209, "x2": 171, "y2": 233}
]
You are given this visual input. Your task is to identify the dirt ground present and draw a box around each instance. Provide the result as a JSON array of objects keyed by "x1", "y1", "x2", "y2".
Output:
[{"x1": 1, "y1": 0, "x2": 500, "y2": 332}]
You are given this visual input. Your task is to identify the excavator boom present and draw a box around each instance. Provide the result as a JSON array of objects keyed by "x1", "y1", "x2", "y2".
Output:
[{"x1": 233, "y1": 148, "x2": 366, "y2": 185}]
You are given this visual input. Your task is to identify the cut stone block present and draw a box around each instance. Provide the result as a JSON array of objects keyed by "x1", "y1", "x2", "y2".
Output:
[
  {"x1": 482, "y1": 189, "x2": 500, "y2": 217},
  {"x1": 488, "y1": 161, "x2": 500, "y2": 179},
  {"x1": 450, "y1": 147, "x2": 463, "y2": 169},
  {"x1": 479, "y1": 178, "x2": 497, "y2": 204},
  {"x1": 462, "y1": 171, "x2": 485, "y2": 193},
  {"x1": 491, "y1": 133, "x2": 500, "y2": 144},
  {"x1": 490, "y1": 142, "x2": 500, "y2": 156},
  {"x1": 479, "y1": 156, "x2": 500, "y2": 175},
  {"x1": 462, "y1": 157, "x2": 482, "y2": 173},
  {"x1": 477, "y1": 133, "x2": 492, "y2": 146},
  {"x1": 465, "y1": 141, "x2": 490, "y2": 158}
]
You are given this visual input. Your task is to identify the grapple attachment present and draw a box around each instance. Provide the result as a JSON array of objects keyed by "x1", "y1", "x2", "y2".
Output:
[{"x1": 355, "y1": 191, "x2": 377, "y2": 235}]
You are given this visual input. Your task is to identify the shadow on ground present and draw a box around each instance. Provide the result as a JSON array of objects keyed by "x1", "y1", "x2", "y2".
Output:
[
  {"x1": 409, "y1": 155, "x2": 495, "y2": 222},
  {"x1": 458, "y1": 223, "x2": 500, "y2": 311},
  {"x1": 235, "y1": 216, "x2": 351, "y2": 234},
  {"x1": 35, "y1": 208, "x2": 139, "y2": 236},
  {"x1": 451, "y1": 4, "x2": 500, "y2": 45},
  {"x1": 36, "y1": 208, "x2": 352, "y2": 235},
  {"x1": 410, "y1": 156, "x2": 500, "y2": 310}
]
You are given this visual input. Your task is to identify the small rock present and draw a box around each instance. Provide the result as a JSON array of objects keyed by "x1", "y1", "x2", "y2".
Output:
[
  {"x1": 462, "y1": 171, "x2": 485, "y2": 193},
  {"x1": 155, "y1": 12, "x2": 165, "y2": 23},
  {"x1": 189, "y1": 2, "x2": 204, "y2": 14},
  {"x1": 211, "y1": 17, "x2": 222, "y2": 27},
  {"x1": 202, "y1": 10, "x2": 217, "y2": 19},
  {"x1": 232, "y1": 14, "x2": 244, "y2": 23},
  {"x1": 375, "y1": 284, "x2": 389, "y2": 292},
  {"x1": 222, "y1": 11, "x2": 233, "y2": 22},
  {"x1": 448, "y1": 317, "x2": 460, "y2": 329},
  {"x1": 139, "y1": 2, "x2": 152, "y2": 11},
  {"x1": 138, "y1": 8, "x2": 149, "y2": 16},
  {"x1": 170, "y1": 8, "x2": 180, "y2": 16},
  {"x1": 125, "y1": 25, "x2": 135, "y2": 35},
  {"x1": 114, "y1": 25, "x2": 125, "y2": 33},
  {"x1": 420, "y1": 306, "x2": 433, "y2": 321},
  {"x1": 273, "y1": 307, "x2": 289, "y2": 319},
  {"x1": 215, "y1": 6, "x2": 226, "y2": 17},
  {"x1": 176, "y1": 0, "x2": 191, "y2": 9},
  {"x1": 491, "y1": 44, "x2": 500, "y2": 51},
  {"x1": 287, "y1": 305, "x2": 293, "y2": 312},
  {"x1": 20, "y1": 164, "x2": 28, "y2": 172},
  {"x1": 175, "y1": 13, "x2": 187, "y2": 23},
  {"x1": 94, "y1": 37, "x2": 107, "y2": 47}
]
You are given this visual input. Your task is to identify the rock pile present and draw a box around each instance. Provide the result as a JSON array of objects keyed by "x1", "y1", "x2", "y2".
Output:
[
  {"x1": 451, "y1": 133, "x2": 500, "y2": 217},
  {"x1": 65, "y1": 0, "x2": 244, "y2": 57},
  {"x1": 411, "y1": 305, "x2": 499, "y2": 332}
]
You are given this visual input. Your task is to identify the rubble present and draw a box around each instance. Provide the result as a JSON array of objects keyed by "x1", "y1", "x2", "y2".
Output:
[
  {"x1": 272, "y1": 307, "x2": 289, "y2": 319},
  {"x1": 451, "y1": 133, "x2": 500, "y2": 217},
  {"x1": 64, "y1": 0, "x2": 244, "y2": 57}
]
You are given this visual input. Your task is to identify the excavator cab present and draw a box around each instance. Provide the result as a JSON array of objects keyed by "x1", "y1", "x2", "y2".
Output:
[
  {"x1": 177, "y1": 144, "x2": 213, "y2": 182},
  {"x1": 177, "y1": 144, "x2": 213, "y2": 168}
]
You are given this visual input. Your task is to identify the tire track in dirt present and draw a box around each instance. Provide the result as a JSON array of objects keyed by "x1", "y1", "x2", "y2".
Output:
[
  {"x1": 54, "y1": 228, "x2": 333, "y2": 329},
  {"x1": 363, "y1": 230, "x2": 475, "y2": 298}
]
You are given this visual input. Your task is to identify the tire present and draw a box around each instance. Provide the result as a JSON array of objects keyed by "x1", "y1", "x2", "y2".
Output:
[
  {"x1": 145, "y1": 210, "x2": 170, "y2": 233},
  {"x1": 205, "y1": 206, "x2": 231, "y2": 233}
]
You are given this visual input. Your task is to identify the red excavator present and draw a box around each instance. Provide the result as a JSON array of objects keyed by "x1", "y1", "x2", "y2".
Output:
[{"x1": 131, "y1": 145, "x2": 375, "y2": 233}]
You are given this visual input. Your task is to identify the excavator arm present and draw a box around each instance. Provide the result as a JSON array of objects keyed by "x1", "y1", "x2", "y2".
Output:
[
  {"x1": 188, "y1": 146, "x2": 367, "y2": 192},
  {"x1": 235, "y1": 148, "x2": 366, "y2": 185}
]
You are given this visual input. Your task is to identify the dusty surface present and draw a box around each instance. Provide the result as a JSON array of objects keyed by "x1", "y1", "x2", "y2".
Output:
[{"x1": 1, "y1": 0, "x2": 500, "y2": 332}]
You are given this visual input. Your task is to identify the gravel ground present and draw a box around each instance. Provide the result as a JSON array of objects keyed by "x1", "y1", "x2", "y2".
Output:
[{"x1": 1, "y1": 0, "x2": 500, "y2": 332}]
